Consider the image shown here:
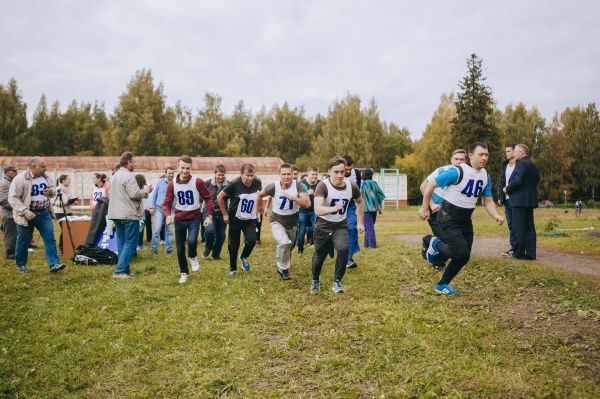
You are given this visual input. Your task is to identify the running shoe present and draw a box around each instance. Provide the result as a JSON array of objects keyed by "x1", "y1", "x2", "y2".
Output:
[
  {"x1": 190, "y1": 257, "x2": 200, "y2": 272},
  {"x1": 277, "y1": 268, "x2": 291, "y2": 280},
  {"x1": 310, "y1": 280, "x2": 320, "y2": 294},
  {"x1": 49, "y1": 263, "x2": 66, "y2": 273},
  {"x1": 179, "y1": 273, "x2": 188, "y2": 284},
  {"x1": 228, "y1": 270, "x2": 237, "y2": 277},
  {"x1": 426, "y1": 236, "x2": 441, "y2": 264},
  {"x1": 346, "y1": 261, "x2": 357, "y2": 269},
  {"x1": 435, "y1": 283, "x2": 459, "y2": 295},
  {"x1": 332, "y1": 280, "x2": 345, "y2": 293},
  {"x1": 240, "y1": 256, "x2": 250, "y2": 271},
  {"x1": 421, "y1": 235, "x2": 432, "y2": 260}
]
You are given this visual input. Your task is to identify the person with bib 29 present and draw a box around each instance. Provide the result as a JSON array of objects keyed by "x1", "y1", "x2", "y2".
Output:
[
  {"x1": 163, "y1": 155, "x2": 214, "y2": 284},
  {"x1": 311, "y1": 156, "x2": 365, "y2": 294},
  {"x1": 419, "y1": 142, "x2": 504, "y2": 296},
  {"x1": 217, "y1": 163, "x2": 262, "y2": 277},
  {"x1": 256, "y1": 163, "x2": 310, "y2": 280}
]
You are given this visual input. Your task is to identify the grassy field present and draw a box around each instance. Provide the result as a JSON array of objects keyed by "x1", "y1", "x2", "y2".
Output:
[{"x1": 1, "y1": 209, "x2": 599, "y2": 398}]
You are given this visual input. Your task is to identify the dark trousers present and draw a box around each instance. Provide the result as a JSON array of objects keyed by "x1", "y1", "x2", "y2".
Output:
[
  {"x1": 174, "y1": 218, "x2": 200, "y2": 274},
  {"x1": 204, "y1": 213, "x2": 227, "y2": 258},
  {"x1": 504, "y1": 199, "x2": 517, "y2": 251},
  {"x1": 436, "y1": 202, "x2": 474, "y2": 285},
  {"x1": 427, "y1": 210, "x2": 444, "y2": 237},
  {"x1": 228, "y1": 218, "x2": 257, "y2": 271},
  {"x1": 363, "y1": 211, "x2": 378, "y2": 248},
  {"x1": 312, "y1": 227, "x2": 349, "y2": 282},
  {"x1": 2, "y1": 217, "x2": 17, "y2": 258},
  {"x1": 512, "y1": 207, "x2": 536, "y2": 260}
]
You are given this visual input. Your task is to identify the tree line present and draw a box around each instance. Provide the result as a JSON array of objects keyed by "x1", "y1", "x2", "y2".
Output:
[{"x1": 1, "y1": 54, "x2": 599, "y2": 202}]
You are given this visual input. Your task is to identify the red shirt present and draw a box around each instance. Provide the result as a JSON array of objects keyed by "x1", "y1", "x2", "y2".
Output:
[{"x1": 163, "y1": 175, "x2": 214, "y2": 222}]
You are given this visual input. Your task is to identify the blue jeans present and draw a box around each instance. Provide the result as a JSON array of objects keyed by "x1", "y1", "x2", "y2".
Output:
[
  {"x1": 204, "y1": 213, "x2": 226, "y2": 258},
  {"x1": 297, "y1": 211, "x2": 316, "y2": 253},
  {"x1": 504, "y1": 198, "x2": 517, "y2": 252},
  {"x1": 114, "y1": 219, "x2": 140, "y2": 275},
  {"x1": 151, "y1": 208, "x2": 172, "y2": 253},
  {"x1": 347, "y1": 203, "x2": 360, "y2": 261},
  {"x1": 15, "y1": 208, "x2": 60, "y2": 270}
]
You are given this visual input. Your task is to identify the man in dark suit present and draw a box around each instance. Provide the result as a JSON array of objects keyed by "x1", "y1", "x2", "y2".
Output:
[
  {"x1": 497, "y1": 144, "x2": 517, "y2": 257},
  {"x1": 504, "y1": 144, "x2": 540, "y2": 260}
]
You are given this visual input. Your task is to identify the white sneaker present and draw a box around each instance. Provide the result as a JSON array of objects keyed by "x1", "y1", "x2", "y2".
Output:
[
  {"x1": 190, "y1": 257, "x2": 200, "y2": 272},
  {"x1": 179, "y1": 273, "x2": 188, "y2": 284}
]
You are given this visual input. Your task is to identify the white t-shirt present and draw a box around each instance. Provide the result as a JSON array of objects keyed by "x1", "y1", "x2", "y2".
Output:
[{"x1": 504, "y1": 163, "x2": 515, "y2": 199}]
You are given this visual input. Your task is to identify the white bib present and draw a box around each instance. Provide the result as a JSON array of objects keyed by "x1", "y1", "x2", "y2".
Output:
[
  {"x1": 347, "y1": 169, "x2": 357, "y2": 184},
  {"x1": 173, "y1": 176, "x2": 201, "y2": 211},
  {"x1": 443, "y1": 164, "x2": 489, "y2": 209},
  {"x1": 272, "y1": 180, "x2": 299, "y2": 216},
  {"x1": 30, "y1": 176, "x2": 49, "y2": 209},
  {"x1": 91, "y1": 185, "x2": 106, "y2": 207},
  {"x1": 427, "y1": 165, "x2": 453, "y2": 200},
  {"x1": 235, "y1": 191, "x2": 259, "y2": 220},
  {"x1": 320, "y1": 178, "x2": 352, "y2": 223}
]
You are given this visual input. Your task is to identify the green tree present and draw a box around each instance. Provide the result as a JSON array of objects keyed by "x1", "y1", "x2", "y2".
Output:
[
  {"x1": 451, "y1": 54, "x2": 501, "y2": 179},
  {"x1": 0, "y1": 79, "x2": 28, "y2": 155},
  {"x1": 107, "y1": 69, "x2": 179, "y2": 155},
  {"x1": 499, "y1": 103, "x2": 546, "y2": 156},
  {"x1": 315, "y1": 95, "x2": 385, "y2": 169},
  {"x1": 562, "y1": 103, "x2": 600, "y2": 198}
]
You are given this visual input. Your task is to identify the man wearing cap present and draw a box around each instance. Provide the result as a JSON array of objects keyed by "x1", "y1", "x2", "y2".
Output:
[
  {"x1": 8, "y1": 157, "x2": 66, "y2": 273},
  {"x1": 0, "y1": 166, "x2": 18, "y2": 259}
]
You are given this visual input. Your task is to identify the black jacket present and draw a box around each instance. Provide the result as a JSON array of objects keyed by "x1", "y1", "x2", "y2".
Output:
[
  {"x1": 498, "y1": 159, "x2": 510, "y2": 204},
  {"x1": 505, "y1": 157, "x2": 540, "y2": 208}
]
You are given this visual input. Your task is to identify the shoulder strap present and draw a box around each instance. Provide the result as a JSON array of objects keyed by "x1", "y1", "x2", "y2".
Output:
[{"x1": 455, "y1": 165, "x2": 464, "y2": 185}]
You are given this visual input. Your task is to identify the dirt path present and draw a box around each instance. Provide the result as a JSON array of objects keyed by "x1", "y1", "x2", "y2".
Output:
[{"x1": 395, "y1": 234, "x2": 600, "y2": 278}]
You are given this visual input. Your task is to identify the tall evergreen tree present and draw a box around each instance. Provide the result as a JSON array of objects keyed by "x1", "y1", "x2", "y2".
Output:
[
  {"x1": 451, "y1": 54, "x2": 501, "y2": 181},
  {"x1": 0, "y1": 79, "x2": 28, "y2": 155}
]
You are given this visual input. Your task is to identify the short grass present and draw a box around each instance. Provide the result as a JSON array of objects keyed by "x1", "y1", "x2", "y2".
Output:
[
  {"x1": 1, "y1": 210, "x2": 599, "y2": 398},
  {"x1": 386, "y1": 206, "x2": 600, "y2": 256}
]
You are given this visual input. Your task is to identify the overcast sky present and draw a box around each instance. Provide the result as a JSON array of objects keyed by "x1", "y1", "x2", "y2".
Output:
[{"x1": 1, "y1": 0, "x2": 599, "y2": 138}]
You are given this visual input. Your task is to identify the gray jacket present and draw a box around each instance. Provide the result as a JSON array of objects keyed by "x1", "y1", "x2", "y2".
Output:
[
  {"x1": 8, "y1": 170, "x2": 56, "y2": 226},
  {"x1": 107, "y1": 168, "x2": 147, "y2": 220},
  {"x1": 0, "y1": 176, "x2": 13, "y2": 219}
]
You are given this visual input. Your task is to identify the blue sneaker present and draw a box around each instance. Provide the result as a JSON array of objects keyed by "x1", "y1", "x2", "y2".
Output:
[
  {"x1": 228, "y1": 270, "x2": 237, "y2": 277},
  {"x1": 240, "y1": 257, "x2": 250, "y2": 271},
  {"x1": 426, "y1": 236, "x2": 441, "y2": 264},
  {"x1": 310, "y1": 280, "x2": 320, "y2": 294},
  {"x1": 332, "y1": 280, "x2": 345, "y2": 293},
  {"x1": 435, "y1": 283, "x2": 459, "y2": 295}
]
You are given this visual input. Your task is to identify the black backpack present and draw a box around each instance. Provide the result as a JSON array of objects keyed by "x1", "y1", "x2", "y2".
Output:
[{"x1": 73, "y1": 245, "x2": 118, "y2": 265}]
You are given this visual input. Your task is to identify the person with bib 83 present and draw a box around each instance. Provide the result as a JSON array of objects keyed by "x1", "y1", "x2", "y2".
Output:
[
  {"x1": 419, "y1": 142, "x2": 504, "y2": 296},
  {"x1": 163, "y1": 155, "x2": 214, "y2": 284},
  {"x1": 256, "y1": 163, "x2": 310, "y2": 281},
  {"x1": 217, "y1": 163, "x2": 262, "y2": 277},
  {"x1": 311, "y1": 156, "x2": 365, "y2": 294}
]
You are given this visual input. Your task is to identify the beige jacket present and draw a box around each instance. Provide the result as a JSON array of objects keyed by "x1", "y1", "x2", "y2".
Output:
[
  {"x1": 8, "y1": 170, "x2": 56, "y2": 226},
  {"x1": 107, "y1": 168, "x2": 147, "y2": 220}
]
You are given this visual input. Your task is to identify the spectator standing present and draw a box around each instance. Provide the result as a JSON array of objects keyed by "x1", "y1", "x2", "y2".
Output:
[
  {"x1": 107, "y1": 152, "x2": 148, "y2": 278},
  {"x1": 8, "y1": 157, "x2": 65, "y2": 273},
  {"x1": 360, "y1": 169, "x2": 385, "y2": 248},
  {"x1": 0, "y1": 166, "x2": 18, "y2": 259},
  {"x1": 504, "y1": 144, "x2": 540, "y2": 261}
]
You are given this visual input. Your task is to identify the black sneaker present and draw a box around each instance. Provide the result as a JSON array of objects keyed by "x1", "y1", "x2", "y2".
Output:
[
  {"x1": 50, "y1": 263, "x2": 66, "y2": 273},
  {"x1": 501, "y1": 249, "x2": 514, "y2": 257},
  {"x1": 212, "y1": 256, "x2": 222, "y2": 260},
  {"x1": 346, "y1": 262, "x2": 357, "y2": 269},
  {"x1": 422, "y1": 235, "x2": 433, "y2": 260},
  {"x1": 277, "y1": 268, "x2": 291, "y2": 280},
  {"x1": 202, "y1": 250, "x2": 210, "y2": 259}
]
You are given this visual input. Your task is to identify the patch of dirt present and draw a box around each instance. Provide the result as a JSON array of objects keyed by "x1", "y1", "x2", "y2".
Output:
[{"x1": 395, "y1": 234, "x2": 600, "y2": 278}]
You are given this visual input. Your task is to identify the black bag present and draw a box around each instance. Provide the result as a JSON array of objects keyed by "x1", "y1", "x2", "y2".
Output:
[
  {"x1": 85, "y1": 197, "x2": 109, "y2": 246},
  {"x1": 74, "y1": 245, "x2": 118, "y2": 265}
]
